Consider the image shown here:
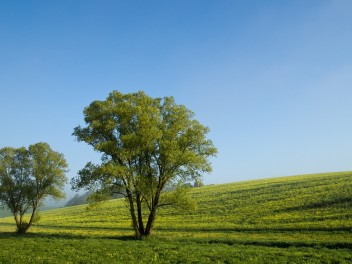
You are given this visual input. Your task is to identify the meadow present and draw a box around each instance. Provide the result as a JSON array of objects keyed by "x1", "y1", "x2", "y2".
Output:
[{"x1": 0, "y1": 171, "x2": 351, "y2": 263}]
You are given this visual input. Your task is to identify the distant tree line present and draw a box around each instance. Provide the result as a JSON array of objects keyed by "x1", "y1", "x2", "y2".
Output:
[
  {"x1": 65, "y1": 192, "x2": 92, "y2": 207},
  {"x1": 65, "y1": 191, "x2": 125, "y2": 207}
]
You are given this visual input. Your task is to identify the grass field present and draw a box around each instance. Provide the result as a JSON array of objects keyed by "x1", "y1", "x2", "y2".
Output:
[{"x1": 0, "y1": 171, "x2": 351, "y2": 263}]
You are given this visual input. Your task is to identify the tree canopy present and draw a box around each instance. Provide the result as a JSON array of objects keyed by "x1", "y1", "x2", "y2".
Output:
[
  {"x1": 72, "y1": 91, "x2": 217, "y2": 239},
  {"x1": 0, "y1": 142, "x2": 68, "y2": 234}
]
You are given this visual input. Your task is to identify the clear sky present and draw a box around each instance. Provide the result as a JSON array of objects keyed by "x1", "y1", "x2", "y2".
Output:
[{"x1": 1, "y1": 1, "x2": 352, "y2": 197}]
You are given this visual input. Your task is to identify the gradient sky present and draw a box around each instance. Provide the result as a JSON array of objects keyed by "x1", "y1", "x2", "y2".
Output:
[{"x1": 1, "y1": 1, "x2": 352, "y2": 197}]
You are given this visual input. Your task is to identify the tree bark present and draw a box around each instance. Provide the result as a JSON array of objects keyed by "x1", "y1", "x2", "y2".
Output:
[
  {"x1": 16, "y1": 213, "x2": 26, "y2": 234},
  {"x1": 144, "y1": 190, "x2": 160, "y2": 236},
  {"x1": 16, "y1": 215, "x2": 26, "y2": 234},
  {"x1": 13, "y1": 213, "x2": 20, "y2": 232},
  {"x1": 144, "y1": 208, "x2": 156, "y2": 236},
  {"x1": 23, "y1": 206, "x2": 37, "y2": 233},
  {"x1": 126, "y1": 190, "x2": 141, "y2": 239},
  {"x1": 136, "y1": 194, "x2": 145, "y2": 235}
]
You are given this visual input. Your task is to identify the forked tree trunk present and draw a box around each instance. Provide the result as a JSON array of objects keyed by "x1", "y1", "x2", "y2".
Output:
[
  {"x1": 15, "y1": 207, "x2": 37, "y2": 234},
  {"x1": 127, "y1": 189, "x2": 161, "y2": 239},
  {"x1": 13, "y1": 213, "x2": 25, "y2": 234},
  {"x1": 16, "y1": 216, "x2": 26, "y2": 234},
  {"x1": 17, "y1": 225, "x2": 26, "y2": 234}
]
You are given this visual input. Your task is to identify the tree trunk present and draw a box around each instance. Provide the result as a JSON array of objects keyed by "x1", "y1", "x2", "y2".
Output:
[
  {"x1": 16, "y1": 214, "x2": 26, "y2": 234},
  {"x1": 126, "y1": 190, "x2": 141, "y2": 239},
  {"x1": 23, "y1": 206, "x2": 37, "y2": 233},
  {"x1": 136, "y1": 194, "x2": 145, "y2": 235},
  {"x1": 13, "y1": 213, "x2": 19, "y2": 227},
  {"x1": 13, "y1": 213, "x2": 22, "y2": 233},
  {"x1": 144, "y1": 208, "x2": 156, "y2": 236},
  {"x1": 144, "y1": 191, "x2": 160, "y2": 236}
]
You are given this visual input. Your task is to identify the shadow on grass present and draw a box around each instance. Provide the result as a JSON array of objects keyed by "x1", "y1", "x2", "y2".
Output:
[
  {"x1": 36, "y1": 224, "x2": 132, "y2": 231},
  {"x1": 156, "y1": 226, "x2": 352, "y2": 232},
  {"x1": 0, "y1": 231, "x2": 137, "y2": 241},
  {"x1": 0, "y1": 231, "x2": 84, "y2": 239},
  {"x1": 1, "y1": 230, "x2": 352, "y2": 249},
  {"x1": 199, "y1": 238, "x2": 352, "y2": 250}
]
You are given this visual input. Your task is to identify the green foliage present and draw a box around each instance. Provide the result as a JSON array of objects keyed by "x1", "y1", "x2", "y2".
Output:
[
  {"x1": 0, "y1": 143, "x2": 68, "y2": 233},
  {"x1": 160, "y1": 184, "x2": 197, "y2": 212},
  {"x1": 72, "y1": 90, "x2": 217, "y2": 238}
]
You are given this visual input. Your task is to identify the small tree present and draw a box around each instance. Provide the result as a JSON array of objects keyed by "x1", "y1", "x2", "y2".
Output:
[
  {"x1": 0, "y1": 143, "x2": 68, "y2": 234},
  {"x1": 72, "y1": 91, "x2": 217, "y2": 239}
]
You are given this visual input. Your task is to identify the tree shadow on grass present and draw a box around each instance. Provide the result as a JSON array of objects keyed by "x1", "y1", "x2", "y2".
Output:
[
  {"x1": 104, "y1": 235, "x2": 137, "y2": 241},
  {"x1": 0, "y1": 231, "x2": 87, "y2": 239},
  {"x1": 0, "y1": 230, "x2": 136, "y2": 241},
  {"x1": 35, "y1": 223, "x2": 132, "y2": 231},
  {"x1": 156, "y1": 226, "x2": 352, "y2": 232},
  {"x1": 2, "y1": 230, "x2": 352, "y2": 249},
  {"x1": 0, "y1": 221, "x2": 138, "y2": 240}
]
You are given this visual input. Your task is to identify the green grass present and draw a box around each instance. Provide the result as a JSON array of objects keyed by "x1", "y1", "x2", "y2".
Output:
[{"x1": 0, "y1": 171, "x2": 351, "y2": 263}]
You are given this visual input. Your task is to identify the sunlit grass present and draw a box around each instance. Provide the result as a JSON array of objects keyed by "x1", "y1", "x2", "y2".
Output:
[{"x1": 0, "y1": 171, "x2": 351, "y2": 263}]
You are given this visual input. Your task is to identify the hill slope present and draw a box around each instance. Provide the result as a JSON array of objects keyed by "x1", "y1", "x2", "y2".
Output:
[
  {"x1": 0, "y1": 171, "x2": 351, "y2": 263},
  {"x1": 1, "y1": 171, "x2": 351, "y2": 236}
]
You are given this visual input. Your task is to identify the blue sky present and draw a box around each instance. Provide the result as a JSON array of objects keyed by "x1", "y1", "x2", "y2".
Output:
[{"x1": 1, "y1": 1, "x2": 352, "y2": 197}]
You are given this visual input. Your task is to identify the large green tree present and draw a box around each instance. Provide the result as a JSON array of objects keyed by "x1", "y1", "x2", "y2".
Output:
[
  {"x1": 72, "y1": 91, "x2": 217, "y2": 239},
  {"x1": 0, "y1": 143, "x2": 68, "y2": 234}
]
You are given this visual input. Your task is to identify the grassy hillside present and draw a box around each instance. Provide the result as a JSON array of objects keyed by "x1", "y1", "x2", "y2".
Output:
[{"x1": 0, "y1": 171, "x2": 351, "y2": 263}]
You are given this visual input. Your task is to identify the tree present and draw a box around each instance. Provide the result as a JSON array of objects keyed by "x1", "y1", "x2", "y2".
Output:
[
  {"x1": 72, "y1": 91, "x2": 217, "y2": 239},
  {"x1": 0, "y1": 143, "x2": 68, "y2": 234}
]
